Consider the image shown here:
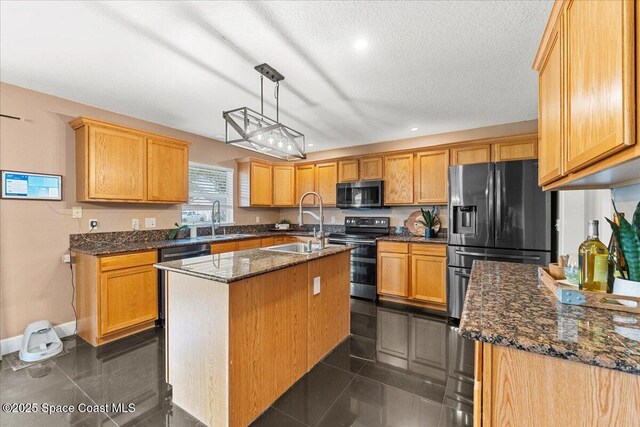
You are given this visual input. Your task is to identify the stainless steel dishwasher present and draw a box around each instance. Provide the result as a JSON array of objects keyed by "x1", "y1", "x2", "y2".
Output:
[{"x1": 157, "y1": 243, "x2": 211, "y2": 326}]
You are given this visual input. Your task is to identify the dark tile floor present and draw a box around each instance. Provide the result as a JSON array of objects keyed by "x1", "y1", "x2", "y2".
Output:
[{"x1": 0, "y1": 299, "x2": 474, "y2": 426}]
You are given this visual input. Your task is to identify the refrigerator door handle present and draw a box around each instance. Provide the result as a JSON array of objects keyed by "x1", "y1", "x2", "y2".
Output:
[
  {"x1": 496, "y1": 168, "x2": 502, "y2": 240},
  {"x1": 454, "y1": 271, "x2": 471, "y2": 279},
  {"x1": 487, "y1": 168, "x2": 494, "y2": 244}
]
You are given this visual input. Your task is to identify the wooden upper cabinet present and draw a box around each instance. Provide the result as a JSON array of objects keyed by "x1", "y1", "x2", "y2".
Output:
[
  {"x1": 415, "y1": 150, "x2": 449, "y2": 204},
  {"x1": 450, "y1": 145, "x2": 492, "y2": 165},
  {"x1": 296, "y1": 164, "x2": 316, "y2": 206},
  {"x1": 147, "y1": 138, "x2": 189, "y2": 202},
  {"x1": 360, "y1": 156, "x2": 384, "y2": 180},
  {"x1": 493, "y1": 138, "x2": 538, "y2": 162},
  {"x1": 238, "y1": 160, "x2": 273, "y2": 207},
  {"x1": 384, "y1": 153, "x2": 414, "y2": 204},
  {"x1": 71, "y1": 117, "x2": 190, "y2": 204},
  {"x1": 272, "y1": 165, "x2": 295, "y2": 206},
  {"x1": 338, "y1": 159, "x2": 359, "y2": 182},
  {"x1": 538, "y1": 16, "x2": 564, "y2": 185},
  {"x1": 316, "y1": 162, "x2": 338, "y2": 205},
  {"x1": 250, "y1": 162, "x2": 272, "y2": 206},
  {"x1": 564, "y1": 0, "x2": 635, "y2": 173},
  {"x1": 86, "y1": 125, "x2": 146, "y2": 201}
]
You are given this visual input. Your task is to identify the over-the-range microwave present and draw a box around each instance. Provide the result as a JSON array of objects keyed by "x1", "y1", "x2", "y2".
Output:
[{"x1": 336, "y1": 180, "x2": 385, "y2": 209}]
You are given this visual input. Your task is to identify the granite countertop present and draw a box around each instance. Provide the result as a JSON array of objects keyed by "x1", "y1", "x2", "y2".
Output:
[
  {"x1": 459, "y1": 261, "x2": 640, "y2": 375},
  {"x1": 154, "y1": 245, "x2": 354, "y2": 283},
  {"x1": 70, "y1": 231, "x2": 317, "y2": 256},
  {"x1": 376, "y1": 235, "x2": 447, "y2": 244}
]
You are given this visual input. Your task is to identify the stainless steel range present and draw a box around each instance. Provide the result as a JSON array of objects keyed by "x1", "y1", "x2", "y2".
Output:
[{"x1": 328, "y1": 216, "x2": 390, "y2": 300}]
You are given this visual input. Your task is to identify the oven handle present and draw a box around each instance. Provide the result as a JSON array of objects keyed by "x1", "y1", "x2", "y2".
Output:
[
  {"x1": 329, "y1": 239, "x2": 377, "y2": 246},
  {"x1": 454, "y1": 250, "x2": 540, "y2": 261}
]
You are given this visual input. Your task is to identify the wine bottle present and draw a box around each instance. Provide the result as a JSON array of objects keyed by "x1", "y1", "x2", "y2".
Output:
[{"x1": 578, "y1": 220, "x2": 609, "y2": 293}]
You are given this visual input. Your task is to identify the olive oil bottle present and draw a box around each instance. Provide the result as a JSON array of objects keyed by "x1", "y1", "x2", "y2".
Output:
[{"x1": 578, "y1": 220, "x2": 609, "y2": 293}]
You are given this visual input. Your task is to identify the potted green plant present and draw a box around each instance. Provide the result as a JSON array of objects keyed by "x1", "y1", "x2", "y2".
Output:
[
  {"x1": 417, "y1": 207, "x2": 439, "y2": 239},
  {"x1": 606, "y1": 201, "x2": 640, "y2": 299},
  {"x1": 275, "y1": 219, "x2": 291, "y2": 230},
  {"x1": 168, "y1": 223, "x2": 190, "y2": 240}
]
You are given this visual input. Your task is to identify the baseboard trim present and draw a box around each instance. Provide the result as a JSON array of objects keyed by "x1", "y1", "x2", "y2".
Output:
[{"x1": 0, "y1": 320, "x2": 76, "y2": 356}]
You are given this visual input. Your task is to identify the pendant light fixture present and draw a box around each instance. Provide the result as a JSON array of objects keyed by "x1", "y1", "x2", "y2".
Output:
[{"x1": 223, "y1": 63, "x2": 306, "y2": 161}]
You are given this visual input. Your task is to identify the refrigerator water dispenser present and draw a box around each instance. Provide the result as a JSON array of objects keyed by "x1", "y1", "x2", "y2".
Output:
[{"x1": 453, "y1": 206, "x2": 476, "y2": 234}]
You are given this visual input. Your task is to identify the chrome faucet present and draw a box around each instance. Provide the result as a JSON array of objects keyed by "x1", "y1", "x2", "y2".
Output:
[
  {"x1": 212, "y1": 200, "x2": 221, "y2": 237},
  {"x1": 298, "y1": 191, "x2": 325, "y2": 249}
]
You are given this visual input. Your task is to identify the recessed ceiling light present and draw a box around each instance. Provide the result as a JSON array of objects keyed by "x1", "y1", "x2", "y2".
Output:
[
  {"x1": 410, "y1": 127, "x2": 418, "y2": 132},
  {"x1": 353, "y1": 38, "x2": 369, "y2": 49}
]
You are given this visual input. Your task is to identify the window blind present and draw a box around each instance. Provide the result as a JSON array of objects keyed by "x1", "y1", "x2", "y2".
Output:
[{"x1": 182, "y1": 164, "x2": 234, "y2": 223}]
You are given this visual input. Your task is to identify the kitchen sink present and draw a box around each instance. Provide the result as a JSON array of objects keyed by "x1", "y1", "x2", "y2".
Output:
[
  {"x1": 262, "y1": 243, "x2": 323, "y2": 254},
  {"x1": 211, "y1": 234, "x2": 251, "y2": 241}
]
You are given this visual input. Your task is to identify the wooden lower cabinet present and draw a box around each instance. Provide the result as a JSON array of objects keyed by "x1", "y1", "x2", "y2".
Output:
[
  {"x1": 474, "y1": 342, "x2": 640, "y2": 426},
  {"x1": 378, "y1": 252, "x2": 410, "y2": 297},
  {"x1": 411, "y1": 254, "x2": 447, "y2": 304},
  {"x1": 377, "y1": 242, "x2": 447, "y2": 311},
  {"x1": 74, "y1": 250, "x2": 158, "y2": 346},
  {"x1": 100, "y1": 265, "x2": 157, "y2": 335}
]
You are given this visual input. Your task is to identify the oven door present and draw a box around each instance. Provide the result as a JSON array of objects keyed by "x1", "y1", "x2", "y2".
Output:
[
  {"x1": 336, "y1": 181, "x2": 384, "y2": 209},
  {"x1": 329, "y1": 238, "x2": 378, "y2": 300}
]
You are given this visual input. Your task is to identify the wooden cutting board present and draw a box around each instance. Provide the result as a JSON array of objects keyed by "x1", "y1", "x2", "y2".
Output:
[{"x1": 406, "y1": 210, "x2": 441, "y2": 237}]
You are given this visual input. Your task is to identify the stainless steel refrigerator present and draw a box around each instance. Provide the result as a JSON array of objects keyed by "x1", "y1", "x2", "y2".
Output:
[{"x1": 447, "y1": 160, "x2": 553, "y2": 319}]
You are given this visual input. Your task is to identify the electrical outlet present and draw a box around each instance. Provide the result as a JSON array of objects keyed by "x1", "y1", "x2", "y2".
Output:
[
  {"x1": 62, "y1": 253, "x2": 71, "y2": 263},
  {"x1": 89, "y1": 219, "x2": 98, "y2": 229},
  {"x1": 331, "y1": 216, "x2": 336, "y2": 224},
  {"x1": 72, "y1": 207, "x2": 83, "y2": 219},
  {"x1": 132, "y1": 218, "x2": 140, "y2": 230},
  {"x1": 313, "y1": 276, "x2": 321, "y2": 295},
  {"x1": 145, "y1": 217, "x2": 156, "y2": 228},
  {"x1": 255, "y1": 216, "x2": 260, "y2": 223}
]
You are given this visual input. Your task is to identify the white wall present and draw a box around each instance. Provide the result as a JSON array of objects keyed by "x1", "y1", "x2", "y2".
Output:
[{"x1": 557, "y1": 183, "x2": 640, "y2": 257}]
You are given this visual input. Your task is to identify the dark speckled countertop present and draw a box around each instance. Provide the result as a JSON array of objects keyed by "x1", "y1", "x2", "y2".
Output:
[
  {"x1": 154, "y1": 245, "x2": 354, "y2": 283},
  {"x1": 459, "y1": 261, "x2": 640, "y2": 375},
  {"x1": 376, "y1": 235, "x2": 447, "y2": 244},
  {"x1": 70, "y1": 231, "x2": 317, "y2": 256}
]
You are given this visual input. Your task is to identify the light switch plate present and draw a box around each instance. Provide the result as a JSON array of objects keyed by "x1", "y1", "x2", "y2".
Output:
[
  {"x1": 313, "y1": 276, "x2": 321, "y2": 295},
  {"x1": 72, "y1": 207, "x2": 82, "y2": 219},
  {"x1": 256, "y1": 216, "x2": 260, "y2": 223},
  {"x1": 132, "y1": 218, "x2": 140, "y2": 230},
  {"x1": 145, "y1": 217, "x2": 156, "y2": 228},
  {"x1": 331, "y1": 216, "x2": 336, "y2": 224}
]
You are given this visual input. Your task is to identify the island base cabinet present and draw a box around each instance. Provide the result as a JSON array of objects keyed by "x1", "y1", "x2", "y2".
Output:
[
  {"x1": 474, "y1": 342, "x2": 640, "y2": 426},
  {"x1": 165, "y1": 251, "x2": 351, "y2": 427}
]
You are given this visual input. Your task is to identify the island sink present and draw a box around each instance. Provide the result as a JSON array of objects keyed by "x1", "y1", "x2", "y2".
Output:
[{"x1": 261, "y1": 242, "x2": 323, "y2": 254}]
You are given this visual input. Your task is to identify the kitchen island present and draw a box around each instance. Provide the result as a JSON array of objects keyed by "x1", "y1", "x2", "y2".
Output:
[
  {"x1": 155, "y1": 245, "x2": 353, "y2": 427},
  {"x1": 460, "y1": 261, "x2": 640, "y2": 426}
]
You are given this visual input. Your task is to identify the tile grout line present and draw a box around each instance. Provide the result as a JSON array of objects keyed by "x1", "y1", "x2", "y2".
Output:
[
  {"x1": 313, "y1": 373, "x2": 358, "y2": 427},
  {"x1": 52, "y1": 361, "x2": 121, "y2": 426},
  {"x1": 269, "y1": 405, "x2": 311, "y2": 426}
]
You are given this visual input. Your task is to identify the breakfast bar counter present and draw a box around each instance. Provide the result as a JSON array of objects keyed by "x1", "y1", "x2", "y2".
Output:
[
  {"x1": 459, "y1": 261, "x2": 640, "y2": 426},
  {"x1": 155, "y1": 246, "x2": 353, "y2": 427}
]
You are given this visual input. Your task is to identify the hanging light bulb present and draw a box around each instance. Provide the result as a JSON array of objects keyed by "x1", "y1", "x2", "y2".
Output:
[
  {"x1": 268, "y1": 135, "x2": 274, "y2": 145},
  {"x1": 277, "y1": 140, "x2": 284, "y2": 149},
  {"x1": 287, "y1": 144, "x2": 292, "y2": 151}
]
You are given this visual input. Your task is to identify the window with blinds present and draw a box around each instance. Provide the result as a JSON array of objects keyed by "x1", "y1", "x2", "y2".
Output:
[{"x1": 182, "y1": 164, "x2": 234, "y2": 225}]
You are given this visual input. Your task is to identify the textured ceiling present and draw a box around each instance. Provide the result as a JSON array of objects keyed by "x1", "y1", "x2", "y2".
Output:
[{"x1": 0, "y1": 1, "x2": 552, "y2": 152}]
